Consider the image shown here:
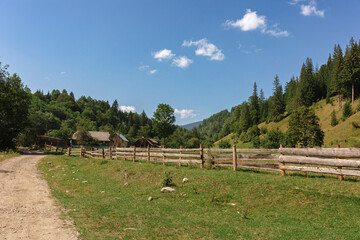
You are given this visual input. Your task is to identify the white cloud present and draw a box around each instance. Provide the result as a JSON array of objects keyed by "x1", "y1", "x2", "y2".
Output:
[
  {"x1": 172, "y1": 56, "x2": 193, "y2": 68},
  {"x1": 175, "y1": 109, "x2": 196, "y2": 119},
  {"x1": 120, "y1": 105, "x2": 136, "y2": 113},
  {"x1": 301, "y1": 1, "x2": 324, "y2": 17},
  {"x1": 290, "y1": 0, "x2": 324, "y2": 18},
  {"x1": 149, "y1": 69, "x2": 158, "y2": 75},
  {"x1": 225, "y1": 9, "x2": 289, "y2": 38},
  {"x1": 60, "y1": 72, "x2": 66, "y2": 75},
  {"x1": 225, "y1": 9, "x2": 266, "y2": 31},
  {"x1": 138, "y1": 65, "x2": 149, "y2": 71},
  {"x1": 153, "y1": 49, "x2": 175, "y2": 61},
  {"x1": 182, "y1": 38, "x2": 225, "y2": 61}
]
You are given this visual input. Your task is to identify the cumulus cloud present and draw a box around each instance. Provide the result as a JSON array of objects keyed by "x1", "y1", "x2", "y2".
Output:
[
  {"x1": 290, "y1": 0, "x2": 324, "y2": 17},
  {"x1": 174, "y1": 109, "x2": 196, "y2": 119},
  {"x1": 120, "y1": 105, "x2": 136, "y2": 113},
  {"x1": 172, "y1": 56, "x2": 193, "y2": 68},
  {"x1": 149, "y1": 69, "x2": 158, "y2": 75},
  {"x1": 153, "y1": 49, "x2": 175, "y2": 61},
  {"x1": 225, "y1": 9, "x2": 289, "y2": 37},
  {"x1": 182, "y1": 38, "x2": 225, "y2": 61}
]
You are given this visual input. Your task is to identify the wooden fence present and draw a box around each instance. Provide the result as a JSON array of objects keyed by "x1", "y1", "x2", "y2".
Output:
[{"x1": 64, "y1": 145, "x2": 360, "y2": 181}]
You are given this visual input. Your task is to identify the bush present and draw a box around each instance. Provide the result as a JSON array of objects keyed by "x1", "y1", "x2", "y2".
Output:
[
  {"x1": 218, "y1": 140, "x2": 231, "y2": 149},
  {"x1": 261, "y1": 129, "x2": 284, "y2": 149},
  {"x1": 343, "y1": 101, "x2": 353, "y2": 120},
  {"x1": 161, "y1": 171, "x2": 174, "y2": 187},
  {"x1": 331, "y1": 110, "x2": 338, "y2": 127}
]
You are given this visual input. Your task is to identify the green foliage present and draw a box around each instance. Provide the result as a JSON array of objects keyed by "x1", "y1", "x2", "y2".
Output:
[
  {"x1": 239, "y1": 102, "x2": 250, "y2": 132},
  {"x1": 152, "y1": 104, "x2": 176, "y2": 146},
  {"x1": 261, "y1": 128, "x2": 284, "y2": 149},
  {"x1": 218, "y1": 139, "x2": 231, "y2": 149},
  {"x1": 75, "y1": 130, "x2": 100, "y2": 146},
  {"x1": 330, "y1": 110, "x2": 338, "y2": 127},
  {"x1": 286, "y1": 106, "x2": 324, "y2": 147},
  {"x1": 268, "y1": 75, "x2": 285, "y2": 122},
  {"x1": 0, "y1": 63, "x2": 31, "y2": 150},
  {"x1": 342, "y1": 101, "x2": 353, "y2": 119},
  {"x1": 249, "y1": 82, "x2": 260, "y2": 125},
  {"x1": 161, "y1": 171, "x2": 174, "y2": 187}
]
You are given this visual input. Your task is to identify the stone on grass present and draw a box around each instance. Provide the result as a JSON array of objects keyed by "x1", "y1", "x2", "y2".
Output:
[
  {"x1": 161, "y1": 187, "x2": 175, "y2": 193},
  {"x1": 182, "y1": 178, "x2": 188, "y2": 183},
  {"x1": 123, "y1": 182, "x2": 129, "y2": 188},
  {"x1": 148, "y1": 197, "x2": 153, "y2": 201}
]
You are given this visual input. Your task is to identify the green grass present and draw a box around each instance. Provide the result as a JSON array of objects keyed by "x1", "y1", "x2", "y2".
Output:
[
  {"x1": 0, "y1": 150, "x2": 20, "y2": 162},
  {"x1": 39, "y1": 155, "x2": 360, "y2": 239}
]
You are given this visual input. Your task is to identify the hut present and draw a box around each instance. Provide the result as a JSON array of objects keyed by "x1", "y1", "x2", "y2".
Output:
[
  {"x1": 71, "y1": 131, "x2": 128, "y2": 147},
  {"x1": 134, "y1": 137, "x2": 161, "y2": 148},
  {"x1": 37, "y1": 135, "x2": 68, "y2": 149}
]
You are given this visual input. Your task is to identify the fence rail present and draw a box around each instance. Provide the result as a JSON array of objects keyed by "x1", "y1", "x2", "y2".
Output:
[{"x1": 62, "y1": 144, "x2": 360, "y2": 181}]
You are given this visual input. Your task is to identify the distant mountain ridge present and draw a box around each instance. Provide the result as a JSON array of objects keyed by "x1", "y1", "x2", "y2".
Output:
[{"x1": 180, "y1": 121, "x2": 203, "y2": 130}]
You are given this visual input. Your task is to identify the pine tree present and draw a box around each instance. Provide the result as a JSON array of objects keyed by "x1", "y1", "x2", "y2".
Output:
[
  {"x1": 249, "y1": 82, "x2": 260, "y2": 125},
  {"x1": 342, "y1": 37, "x2": 360, "y2": 104},
  {"x1": 239, "y1": 102, "x2": 250, "y2": 133},
  {"x1": 332, "y1": 44, "x2": 344, "y2": 109},
  {"x1": 268, "y1": 75, "x2": 285, "y2": 122},
  {"x1": 326, "y1": 54, "x2": 333, "y2": 103},
  {"x1": 299, "y1": 58, "x2": 317, "y2": 107},
  {"x1": 330, "y1": 110, "x2": 338, "y2": 126}
]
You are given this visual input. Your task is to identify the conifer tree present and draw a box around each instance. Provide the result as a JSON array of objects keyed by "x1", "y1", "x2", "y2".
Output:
[
  {"x1": 326, "y1": 54, "x2": 333, "y2": 103},
  {"x1": 330, "y1": 110, "x2": 338, "y2": 126},
  {"x1": 299, "y1": 58, "x2": 317, "y2": 106},
  {"x1": 342, "y1": 37, "x2": 360, "y2": 104},
  {"x1": 332, "y1": 44, "x2": 344, "y2": 109},
  {"x1": 268, "y1": 75, "x2": 285, "y2": 122},
  {"x1": 239, "y1": 102, "x2": 250, "y2": 133},
  {"x1": 249, "y1": 82, "x2": 260, "y2": 125}
]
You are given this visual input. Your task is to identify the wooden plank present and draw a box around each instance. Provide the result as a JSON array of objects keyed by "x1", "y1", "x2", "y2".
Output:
[
  {"x1": 216, "y1": 163, "x2": 280, "y2": 171},
  {"x1": 279, "y1": 148, "x2": 360, "y2": 158},
  {"x1": 238, "y1": 153, "x2": 279, "y2": 160},
  {"x1": 279, "y1": 155, "x2": 360, "y2": 168},
  {"x1": 280, "y1": 165, "x2": 360, "y2": 177},
  {"x1": 233, "y1": 145, "x2": 237, "y2": 171}
]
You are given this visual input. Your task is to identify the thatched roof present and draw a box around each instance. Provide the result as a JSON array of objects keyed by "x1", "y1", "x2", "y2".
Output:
[{"x1": 72, "y1": 131, "x2": 111, "y2": 142}]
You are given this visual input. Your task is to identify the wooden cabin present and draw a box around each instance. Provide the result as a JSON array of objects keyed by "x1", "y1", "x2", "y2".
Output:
[
  {"x1": 71, "y1": 131, "x2": 128, "y2": 147},
  {"x1": 134, "y1": 137, "x2": 160, "y2": 148}
]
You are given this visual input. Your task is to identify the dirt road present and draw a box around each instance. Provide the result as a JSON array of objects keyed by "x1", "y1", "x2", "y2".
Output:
[{"x1": 0, "y1": 152, "x2": 79, "y2": 240}]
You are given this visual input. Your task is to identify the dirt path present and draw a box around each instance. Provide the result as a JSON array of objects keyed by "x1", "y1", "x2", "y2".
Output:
[{"x1": 0, "y1": 152, "x2": 79, "y2": 240}]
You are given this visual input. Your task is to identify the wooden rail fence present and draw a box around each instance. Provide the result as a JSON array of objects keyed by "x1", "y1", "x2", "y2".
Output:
[{"x1": 64, "y1": 145, "x2": 360, "y2": 181}]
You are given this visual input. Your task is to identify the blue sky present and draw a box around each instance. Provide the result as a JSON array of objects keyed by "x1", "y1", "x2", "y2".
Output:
[{"x1": 1, "y1": 0, "x2": 359, "y2": 125}]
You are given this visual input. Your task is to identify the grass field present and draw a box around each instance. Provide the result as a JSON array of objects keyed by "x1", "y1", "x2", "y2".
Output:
[{"x1": 39, "y1": 155, "x2": 360, "y2": 239}]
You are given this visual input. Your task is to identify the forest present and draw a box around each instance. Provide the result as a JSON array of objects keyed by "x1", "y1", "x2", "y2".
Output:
[{"x1": 0, "y1": 37, "x2": 359, "y2": 150}]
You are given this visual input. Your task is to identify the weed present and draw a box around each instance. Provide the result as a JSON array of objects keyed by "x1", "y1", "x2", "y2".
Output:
[{"x1": 161, "y1": 171, "x2": 174, "y2": 187}]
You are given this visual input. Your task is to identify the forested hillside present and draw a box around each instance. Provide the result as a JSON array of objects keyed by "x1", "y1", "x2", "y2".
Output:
[{"x1": 197, "y1": 37, "x2": 360, "y2": 148}]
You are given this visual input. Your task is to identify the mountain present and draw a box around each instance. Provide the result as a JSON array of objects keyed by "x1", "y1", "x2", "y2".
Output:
[{"x1": 180, "y1": 121, "x2": 203, "y2": 130}]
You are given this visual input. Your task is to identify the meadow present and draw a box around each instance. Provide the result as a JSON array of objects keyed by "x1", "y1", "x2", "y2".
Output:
[{"x1": 39, "y1": 155, "x2": 360, "y2": 239}]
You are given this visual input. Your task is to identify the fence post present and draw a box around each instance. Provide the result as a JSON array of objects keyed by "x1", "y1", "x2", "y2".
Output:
[
  {"x1": 280, "y1": 144, "x2": 285, "y2": 177},
  {"x1": 162, "y1": 147, "x2": 165, "y2": 166},
  {"x1": 147, "y1": 145, "x2": 150, "y2": 164},
  {"x1": 133, "y1": 147, "x2": 136, "y2": 163},
  {"x1": 200, "y1": 144, "x2": 204, "y2": 168},
  {"x1": 233, "y1": 145, "x2": 237, "y2": 171},
  {"x1": 116, "y1": 146, "x2": 118, "y2": 160},
  {"x1": 67, "y1": 146, "x2": 71, "y2": 156},
  {"x1": 56, "y1": 141, "x2": 59, "y2": 152},
  {"x1": 179, "y1": 146, "x2": 182, "y2": 167},
  {"x1": 80, "y1": 146, "x2": 83, "y2": 158},
  {"x1": 102, "y1": 148, "x2": 105, "y2": 159},
  {"x1": 109, "y1": 146, "x2": 112, "y2": 159},
  {"x1": 336, "y1": 144, "x2": 343, "y2": 181}
]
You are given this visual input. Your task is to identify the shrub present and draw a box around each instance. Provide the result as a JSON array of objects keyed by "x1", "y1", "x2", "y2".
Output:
[
  {"x1": 161, "y1": 171, "x2": 174, "y2": 187},
  {"x1": 343, "y1": 101, "x2": 353, "y2": 119},
  {"x1": 218, "y1": 140, "x2": 231, "y2": 149},
  {"x1": 330, "y1": 110, "x2": 338, "y2": 126},
  {"x1": 261, "y1": 129, "x2": 284, "y2": 149}
]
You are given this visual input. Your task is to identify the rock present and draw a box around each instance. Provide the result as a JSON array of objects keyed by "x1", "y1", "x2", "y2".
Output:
[
  {"x1": 101, "y1": 191, "x2": 105, "y2": 194},
  {"x1": 182, "y1": 178, "x2": 188, "y2": 183},
  {"x1": 82, "y1": 181, "x2": 88, "y2": 183},
  {"x1": 123, "y1": 182, "x2": 129, "y2": 187},
  {"x1": 148, "y1": 197, "x2": 153, "y2": 201},
  {"x1": 161, "y1": 187, "x2": 175, "y2": 193},
  {"x1": 47, "y1": 162, "x2": 52, "y2": 164}
]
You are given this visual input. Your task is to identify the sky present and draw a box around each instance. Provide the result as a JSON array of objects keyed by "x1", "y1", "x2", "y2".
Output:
[{"x1": 1, "y1": 0, "x2": 360, "y2": 125}]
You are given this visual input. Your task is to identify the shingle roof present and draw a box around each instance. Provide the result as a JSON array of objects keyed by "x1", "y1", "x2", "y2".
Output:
[{"x1": 72, "y1": 131, "x2": 111, "y2": 142}]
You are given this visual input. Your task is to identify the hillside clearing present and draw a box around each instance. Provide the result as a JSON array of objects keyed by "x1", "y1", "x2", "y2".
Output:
[{"x1": 40, "y1": 155, "x2": 360, "y2": 239}]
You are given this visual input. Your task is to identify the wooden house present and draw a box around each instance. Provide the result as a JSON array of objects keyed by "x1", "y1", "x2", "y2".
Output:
[
  {"x1": 134, "y1": 137, "x2": 160, "y2": 148},
  {"x1": 71, "y1": 131, "x2": 128, "y2": 147}
]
